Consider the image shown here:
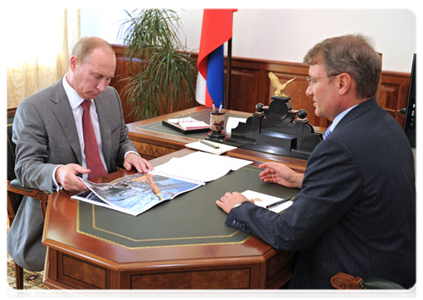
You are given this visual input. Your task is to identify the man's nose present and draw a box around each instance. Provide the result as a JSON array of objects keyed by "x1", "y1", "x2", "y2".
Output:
[
  {"x1": 97, "y1": 79, "x2": 109, "y2": 92},
  {"x1": 305, "y1": 85, "x2": 313, "y2": 97}
]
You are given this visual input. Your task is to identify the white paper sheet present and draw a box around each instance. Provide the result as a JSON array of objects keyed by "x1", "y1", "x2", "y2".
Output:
[
  {"x1": 151, "y1": 151, "x2": 252, "y2": 183},
  {"x1": 185, "y1": 140, "x2": 237, "y2": 155},
  {"x1": 242, "y1": 190, "x2": 293, "y2": 213}
]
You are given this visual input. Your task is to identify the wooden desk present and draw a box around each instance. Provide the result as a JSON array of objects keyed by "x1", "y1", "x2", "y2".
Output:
[
  {"x1": 126, "y1": 106, "x2": 248, "y2": 159},
  {"x1": 127, "y1": 106, "x2": 420, "y2": 192},
  {"x1": 42, "y1": 149, "x2": 299, "y2": 289},
  {"x1": 127, "y1": 106, "x2": 308, "y2": 172}
]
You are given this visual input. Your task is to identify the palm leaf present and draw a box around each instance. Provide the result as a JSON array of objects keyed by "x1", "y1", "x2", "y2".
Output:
[{"x1": 119, "y1": 9, "x2": 196, "y2": 120}]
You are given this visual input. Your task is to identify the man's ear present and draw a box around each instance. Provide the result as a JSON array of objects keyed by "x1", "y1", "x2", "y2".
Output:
[
  {"x1": 338, "y1": 73, "x2": 352, "y2": 95},
  {"x1": 69, "y1": 55, "x2": 79, "y2": 71}
]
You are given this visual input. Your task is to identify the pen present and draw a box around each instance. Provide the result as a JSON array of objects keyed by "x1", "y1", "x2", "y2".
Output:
[
  {"x1": 266, "y1": 196, "x2": 294, "y2": 209},
  {"x1": 218, "y1": 103, "x2": 222, "y2": 113},
  {"x1": 200, "y1": 140, "x2": 220, "y2": 149}
]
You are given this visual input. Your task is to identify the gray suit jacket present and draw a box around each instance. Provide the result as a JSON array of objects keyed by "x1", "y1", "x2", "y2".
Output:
[
  {"x1": 7, "y1": 79, "x2": 137, "y2": 271},
  {"x1": 226, "y1": 99, "x2": 416, "y2": 288}
]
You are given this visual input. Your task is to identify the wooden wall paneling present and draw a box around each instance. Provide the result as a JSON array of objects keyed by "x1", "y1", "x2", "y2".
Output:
[
  {"x1": 379, "y1": 71, "x2": 410, "y2": 126},
  {"x1": 226, "y1": 56, "x2": 410, "y2": 129},
  {"x1": 225, "y1": 58, "x2": 269, "y2": 113},
  {"x1": 111, "y1": 45, "x2": 410, "y2": 129},
  {"x1": 111, "y1": 45, "x2": 143, "y2": 124},
  {"x1": 227, "y1": 58, "x2": 330, "y2": 128},
  {"x1": 226, "y1": 68, "x2": 262, "y2": 113}
]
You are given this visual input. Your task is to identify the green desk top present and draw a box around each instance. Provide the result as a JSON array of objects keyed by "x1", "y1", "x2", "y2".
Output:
[{"x1": 76, "y1": 165, "x2": 299, "y2": 249}]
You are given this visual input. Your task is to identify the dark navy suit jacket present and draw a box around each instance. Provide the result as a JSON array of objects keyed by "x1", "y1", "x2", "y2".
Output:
[{"x1": 226, "y1": 98, "x2": 416, "y2": 289}]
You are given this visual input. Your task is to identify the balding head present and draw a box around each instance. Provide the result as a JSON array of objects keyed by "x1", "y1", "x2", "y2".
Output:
[{"x1": 72, "y1": 37, "x2": 115, "y2": 63}]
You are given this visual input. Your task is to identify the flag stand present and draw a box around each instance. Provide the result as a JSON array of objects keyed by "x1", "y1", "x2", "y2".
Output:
[{"x1": 225, "y1": 38, "x2": 233, "y2": 109}]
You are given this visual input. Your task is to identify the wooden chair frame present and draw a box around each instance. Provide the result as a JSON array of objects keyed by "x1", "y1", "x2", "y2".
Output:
[{"x1": 331, "y1": 272, "x2": 405, "y2": 289}]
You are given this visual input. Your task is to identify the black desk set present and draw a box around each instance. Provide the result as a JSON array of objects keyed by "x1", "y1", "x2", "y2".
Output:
[{"x1": 207, "y1": 75, "x2": 322, "y2": 160}]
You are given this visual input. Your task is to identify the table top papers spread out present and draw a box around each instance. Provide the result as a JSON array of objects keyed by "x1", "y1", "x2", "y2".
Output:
[
  {"x1": 72, "y1": 173, "x2": 203, "y2": 216},
  {"x1": 72, "y1": 151, "x2": 252, "y2": 216},
  {"x1": 150, "y1": 151, "x2": 253, "y2": 183}
]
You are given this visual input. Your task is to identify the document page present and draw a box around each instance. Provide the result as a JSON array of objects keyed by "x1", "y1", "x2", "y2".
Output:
[
  {"x1": 167, "y1": 117, "x2": 209, "y2": 130},
  {"x1": 242, "y1": 190, "x2": 293, "y2": 213},
  {"x1": 150, "y1": 151, "x2": 252, "y2": 183},
  {"x1": 185, "y1": 140, "x2": 237, "y2": 155}
]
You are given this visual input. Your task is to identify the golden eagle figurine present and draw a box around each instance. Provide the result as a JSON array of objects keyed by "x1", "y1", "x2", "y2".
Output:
[{"x1": 268, "y1": 72, "x2": 296, "y2": 97}]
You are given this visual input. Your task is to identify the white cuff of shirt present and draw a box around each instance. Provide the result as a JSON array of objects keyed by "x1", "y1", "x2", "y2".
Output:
[
  {"x1": 124, "y1": 151, "x2": 140, "y2": 159},
  {"x1": 52, "y1": 165, "x2": 63, "y2": 192}
]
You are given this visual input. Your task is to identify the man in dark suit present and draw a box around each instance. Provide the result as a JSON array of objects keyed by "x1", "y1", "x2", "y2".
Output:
[
  {"x1": 7, "y1": 37, "x2": 153, "y2": 271},
  {"x1": 216, "y1": 34, "x2": 415, "y2": 289}
]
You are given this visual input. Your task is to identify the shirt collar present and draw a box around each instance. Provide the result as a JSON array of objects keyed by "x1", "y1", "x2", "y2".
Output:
[
  {"x1": 62, "y1": 74, "x2": 89, "y2": 109},
  {"x1": 329, "y1": 104, "x2": 358, "y2": 132}
]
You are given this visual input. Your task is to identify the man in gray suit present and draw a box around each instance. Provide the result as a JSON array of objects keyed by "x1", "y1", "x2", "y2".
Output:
[
  {"x1": 8, "y1": 37, "x2": 153, "y2": 271},
  {"x1": 216, "y1": 35, "x2": 415, "y2": 288}
]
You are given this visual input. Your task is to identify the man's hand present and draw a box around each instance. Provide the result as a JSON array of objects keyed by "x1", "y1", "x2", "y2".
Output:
[
  {"x1": 216, "y1": 192, "x2": 253, "y2": 214},
  {"x1": 56, "y1": 164, "x2": 90, "y2": 192},
  {"x1": 258, "y1": 162, "x2": 304, "y2": 189},
  {"x1": 123, "y1": 152, "x2": 153, "y2": 174}
]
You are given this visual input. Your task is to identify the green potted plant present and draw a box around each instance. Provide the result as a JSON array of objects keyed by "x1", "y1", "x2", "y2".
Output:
[{"x1": 119, "y1": 9, "x2": 197, "y2": 120}]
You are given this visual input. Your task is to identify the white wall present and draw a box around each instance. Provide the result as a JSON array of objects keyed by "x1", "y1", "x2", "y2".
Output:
[{"x1": 81, "y1": 8, "x2": 416, "y2": 73}]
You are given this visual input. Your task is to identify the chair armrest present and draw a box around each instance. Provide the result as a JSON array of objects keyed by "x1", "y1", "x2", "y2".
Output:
[
  {"x1": 331, "y1": 272, "x2": 405, "y2": 289},
  {"x1": 7, "y1": 180, "x2": 50, "y2": 218},
  {"x1": 7, "y1": 179, "x2": 50, "y2": 202},
  {"x1": 9, "y1": 179, "x2": 34, "y2": 192}
]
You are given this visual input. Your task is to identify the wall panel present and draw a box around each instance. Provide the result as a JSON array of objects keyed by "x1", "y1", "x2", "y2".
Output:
[{"x1": 111, "y1": 45, "x2": 410, "y2": 129}]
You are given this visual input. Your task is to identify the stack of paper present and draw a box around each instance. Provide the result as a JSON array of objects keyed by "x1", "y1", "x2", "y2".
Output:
[
  {"x1": 167, "y1": 117, "x2": 209, "y2": 130},
  {"x1": 185, "y1": 140, "x2": 237, "y2": 155}
]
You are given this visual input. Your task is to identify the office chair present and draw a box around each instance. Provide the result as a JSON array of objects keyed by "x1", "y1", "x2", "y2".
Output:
[
  {"x1": 331, "y1": 272, "x2": 404, "y2": 289},
  {"x1": 7, "y1": 111, "x2": 50, "y2": 289}
]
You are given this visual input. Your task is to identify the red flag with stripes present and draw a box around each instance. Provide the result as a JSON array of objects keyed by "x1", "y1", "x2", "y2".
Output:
[{"x1": 196, "y1": 9, "x2": 237, "y2": 108}]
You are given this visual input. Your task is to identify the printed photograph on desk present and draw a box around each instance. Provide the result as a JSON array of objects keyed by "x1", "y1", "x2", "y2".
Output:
[{"x1": 72, "y1": 173, "x2": 203, "y2": 216}]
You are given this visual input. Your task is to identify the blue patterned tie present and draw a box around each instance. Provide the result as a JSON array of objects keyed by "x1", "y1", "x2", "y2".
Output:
[{"x1": 323, "y1": 127, "x2": 332, "y2": 140}]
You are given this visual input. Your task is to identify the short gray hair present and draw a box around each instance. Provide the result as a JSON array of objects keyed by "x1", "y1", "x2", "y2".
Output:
[{"x1": 304, "y1": 34, "x2": 381, "y2": 99}]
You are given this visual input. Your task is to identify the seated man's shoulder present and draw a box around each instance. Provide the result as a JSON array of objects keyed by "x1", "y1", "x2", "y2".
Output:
[{"x1": 19, "y1": 81, "x2": 63, "y2": 110}]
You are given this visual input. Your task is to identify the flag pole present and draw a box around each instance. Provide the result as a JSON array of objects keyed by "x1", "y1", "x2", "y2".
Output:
[{"x1": 225, "y1": 37, "x2": 232, "y2": 109}]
